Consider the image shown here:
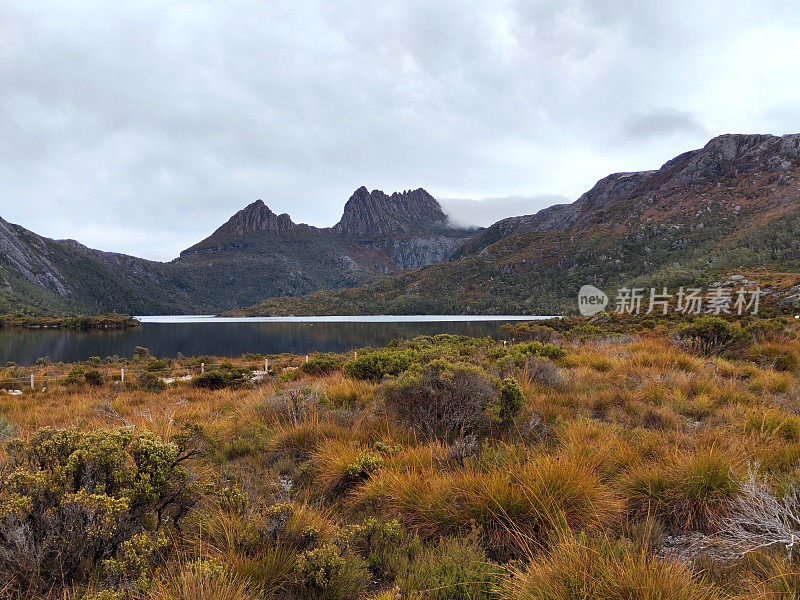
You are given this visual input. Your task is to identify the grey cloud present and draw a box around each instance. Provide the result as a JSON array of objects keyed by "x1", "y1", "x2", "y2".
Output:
[
  {"x1": 440, "y1": 195, "x2": 569, "y2": 228},
  {"x1": 1, "y1": 1, "x2": 800, "y2": 260},
  {"x1": 619, "y1": 108, "x2": 707, "y2": 144}
]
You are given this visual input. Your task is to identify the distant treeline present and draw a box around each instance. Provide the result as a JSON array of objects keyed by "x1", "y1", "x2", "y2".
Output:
[{"x1": 0, "y1": 313, "x2": 140, "y2": 330}]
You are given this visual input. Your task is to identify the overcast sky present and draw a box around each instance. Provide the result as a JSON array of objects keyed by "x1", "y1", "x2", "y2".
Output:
[{"x1": 2, "y1": 1, "x2": 800, "y2": 261}]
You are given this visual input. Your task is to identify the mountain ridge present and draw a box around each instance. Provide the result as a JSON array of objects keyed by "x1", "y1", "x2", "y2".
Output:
[
  {"x1": 0, "y1": 186, "x2": 476, "y2": 315},
  {"x1": 233, "y1": 132, "x2": 800, "y2": 316}
]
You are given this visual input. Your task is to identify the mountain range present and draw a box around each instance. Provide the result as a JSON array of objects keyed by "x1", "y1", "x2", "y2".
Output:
[
  {"x1": 0, "y1": 187, "x2": 475, "y2": 315},
  {"x1": 2, "y1": 133, "x2": 800, "y2": 317}
]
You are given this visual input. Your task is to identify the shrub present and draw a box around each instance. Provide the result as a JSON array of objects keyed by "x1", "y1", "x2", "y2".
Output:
[
  {"x1": 343, "y1": 349, "x2": 416, "y2": 381},
  {"x1": 509, "y1": 341, "x2": 567, "y2": 361},
  {"x1": 677, "y1": 317, "x2": 750, "y2": 356},
  {"x1": 194, "y1": 365, "x2": 250, "y2": 390},
  {"x1": 293, "y1": 543, "x2": 369, "y2": 600},
  {"x1": 398, "y1": 535, "x2": 502, "y2": 600},
  {"x1": 0, "y1": 427, "x2": 201, "y2": 594},
  {"x1": 522, "y1": 357, "x2": 563, "y2": 388},
  {"x1": 350, "y1": 517, "x2": 421, "y2": 582},
  {"x1": 62, "y1": 366, "x2": 104, "y2": 387},
  {"x1": 488, "y1": 377, "x2": 525, "y2": 426},
  {"x1": 301, "y1": 355, "x2": 343, "y2": 376},
  {"x1": 505, "y1": 533, "x2": 721, "y2": 600},
  {"x1": 383, "y1": 361, "x2": 501, "y2": 442},
  {"x1": 62, "y1": 365, "x2": 88, "y2": 386},
  {"x1": 85, "y1": 368, "x2": 104, "y2": 386},
  {"x1": 313, "y1": 439, "x2": 384, "y2": 496},
  {"x1": 137, "y1": 371, "x2": 166, "y2": 392}
]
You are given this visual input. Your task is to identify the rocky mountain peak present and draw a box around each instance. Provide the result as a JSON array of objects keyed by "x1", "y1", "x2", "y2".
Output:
[
  {"x1": 333, "y1": 187, "x2": 449, "y2": 236},
  {"x1": 216, "y1": 199, "x2": 296, "y2": 237}
]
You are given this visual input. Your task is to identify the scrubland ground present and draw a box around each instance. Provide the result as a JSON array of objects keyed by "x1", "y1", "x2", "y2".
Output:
[{"x1": 2, "y1": 315, "x2": 800, "y2": 599}]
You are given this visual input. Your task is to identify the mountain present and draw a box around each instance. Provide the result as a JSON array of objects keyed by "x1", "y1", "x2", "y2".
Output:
[
  {"x1": 0, "y1": 187, "x2": 475, "y2": 315},
  {"x1": 234, "y1": 133, "x2": 800, "y2": 316}
]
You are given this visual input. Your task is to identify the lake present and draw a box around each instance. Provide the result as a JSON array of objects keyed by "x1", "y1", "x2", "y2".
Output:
[{"x1": 0, "y1": 315, "x2": 549, "y2": 366}]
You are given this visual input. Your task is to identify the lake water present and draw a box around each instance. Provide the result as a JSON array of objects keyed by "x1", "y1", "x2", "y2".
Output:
[{"x1": 0, "y1": 315, "x2": 549, "y2": 366}]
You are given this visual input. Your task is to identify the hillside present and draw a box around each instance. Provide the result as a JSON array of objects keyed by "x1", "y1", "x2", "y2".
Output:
[
  {"x1": 0, "y1": 187, "x2": 475, "y2": 315},
  {"x1": 234, "y1": 133, "x2": 800, "y2": 316}
]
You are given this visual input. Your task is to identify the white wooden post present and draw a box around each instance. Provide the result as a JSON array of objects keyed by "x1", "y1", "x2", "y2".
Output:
[
  {"x1": 121, "y1": 368, "x2": 125, "y2": 384},
  {"x1": 30, "y1": 374, "x2": 34, "y2": 389},
  {"x1": 305, "y1": 355, "x2": 309, "y2": 363},
  {"x1": 201, "y1": 362, "x2": 205, "y2": 374},
  {"x1": 265, "y1": 358, "x2": 269, "y2": 372},
  {"x1": 354, "y1": 351, "x2": 357, "y2": 360}
]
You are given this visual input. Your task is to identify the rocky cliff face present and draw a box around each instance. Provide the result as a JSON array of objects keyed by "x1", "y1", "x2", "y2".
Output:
[
  {"x1": 332, "y1": 187, "x2": 450, "y2": 236},
  {"x1": 0, "y1": 218, "x2": 71, "y2": 296},
  {"x1": 217, "y1": 199, "x2": 296, "y2": 236},
  {"x1": 180, "y1": 186, "x2": 476, "y2": 272}
]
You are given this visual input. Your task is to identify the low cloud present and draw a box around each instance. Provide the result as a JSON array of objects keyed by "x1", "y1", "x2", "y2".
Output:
[
  {"x1": 440, "y1": 195, "x2": 570, "y2": 228},
  {"x1": 618, "y1": 108, "x2": 708, "y2": 144}
]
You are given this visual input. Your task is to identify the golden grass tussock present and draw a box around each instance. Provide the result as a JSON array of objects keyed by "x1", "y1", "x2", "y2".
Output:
[
  {"x1": 355, "y1": 452, "x2": 620, "y2": 557},
  {"x1": 505, "y1": 532, "x2": 721, "y2": 600}
]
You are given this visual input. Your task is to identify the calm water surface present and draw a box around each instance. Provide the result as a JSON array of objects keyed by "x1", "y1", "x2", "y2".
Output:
[{"x1": 0, "y1": 315, "x2": 550, "y2": 366}]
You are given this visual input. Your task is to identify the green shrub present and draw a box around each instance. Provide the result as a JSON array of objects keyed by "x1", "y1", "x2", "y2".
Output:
[
  {"x1": 137, "y1": 371, "x2": 166, "y2": 392},
  {"x1": 63, "y1": 366, "x2": 105, "y2": 387},
  {"x1": 0, "y1": 427, "x2": 202, "y2": 594},
  {"x1": 398, "y1": 536, "x2": 502, "y2": 600},
  {"x1": 350, "y1": 518, "x2": 421, "y2": 582},
  {"x1": 488, "y1": 377, "x2": 525, "y2": 426},
  {"x1": 677, "y1": 317, "x2": 750, "y2": 356},
  {"x1": 85, "y1": 368, "x2": 104, "y2": 386},
  {"x1": 62, "y1": 365, "x2": 88, "y2": 386},
  {"x1": 301, "y1": 354, "x2": 343, "y2": 376},
  {"x1": 293, "y1": 543, "x2": 369, "y2": 600},
  {"x1": 194, "y1": 365, "x2": 250, "y2": 390},
  {"x1": 510, "y1": 341, "x2": 566, "y2": 361},
  {"x1": 344, "y1": 349, "x2": 416, "y2": 381}
]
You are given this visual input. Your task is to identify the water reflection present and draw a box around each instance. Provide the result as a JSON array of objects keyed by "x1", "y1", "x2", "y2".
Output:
[{"x1": 0, "y1": 319, "x2": 532, "y2": 365}]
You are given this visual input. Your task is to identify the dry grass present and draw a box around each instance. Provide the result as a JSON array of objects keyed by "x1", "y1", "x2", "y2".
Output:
[{"x1": 2, "y1": 321, "x2": 800, "y2": 598}]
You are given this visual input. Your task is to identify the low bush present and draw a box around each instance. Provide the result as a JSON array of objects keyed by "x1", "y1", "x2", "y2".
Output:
[
  {"x1": 676, "y1": 317, "x2": 751, "y2": 356},
  {"x1": 343, "y1": 349, "x2": 416, "y2": 381},
  {"x1": 0, "y1": 427, "x2": 201, "y2": 594},
  {"x1": 301, "y1": 354, "x2": 343, "y2": 376},
  {"x1": 313, "y1": 439, "x2": 384, "y2": 496},
  {"x1": 350, "y1": 517, "x2": 421, "y2": 582},
  {"x1": 194, "y1": 365, "x2": 251, "y2": 390},
  {"x1": 138, "y1": 370, "x2": 167, "y2": 392},
  {"x1": 62, "y1": 365, "x2": 103, "y2": 386},
  {"x1": 398, "y1": 535, "x2": 502, "y2": 600},
  {"x1": 293, "y1": 542, "x2": 370, "y2": 600},
  {"x1": 148, "y1": 559, "x2": 255, "y2": 600},
  {"x1": 384, "y1": 361, "x2": 522, "y2": 442}
]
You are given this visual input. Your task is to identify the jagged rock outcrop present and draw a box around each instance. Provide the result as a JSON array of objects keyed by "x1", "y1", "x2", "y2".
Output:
[
  {"x1": 216, "y1": 199, "x2": 296, "y2": 236},
  {"x1": 333, "y1": 187, "x2": 450, "y2": 236}
]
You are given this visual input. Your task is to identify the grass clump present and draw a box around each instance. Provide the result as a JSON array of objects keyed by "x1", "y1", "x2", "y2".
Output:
[
  {"x1": 505, "y1": 532, "x2": 720, "y2": 600},
  {"x1": 398, "y1": 535, "x2": 502, "y2": 600}
]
